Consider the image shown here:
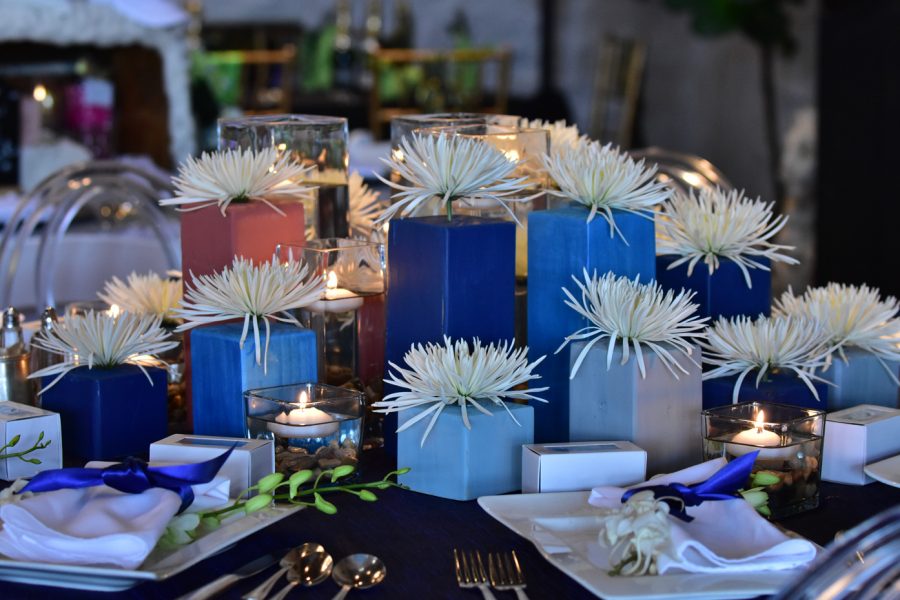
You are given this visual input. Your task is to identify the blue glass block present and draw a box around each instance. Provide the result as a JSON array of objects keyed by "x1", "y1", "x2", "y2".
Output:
[
  {"x1": 568, "y1": 341, "x2": 702, "y2": 474},
  {"x1": 527, "y1": 206, "x2": 655, "y2": 443},
  {"x1": 191, "y1": 322, "x2": 318, "y2": 437},
  {"x1": 40, "y1": 364, "x2": 167, "y2": 461},
  {"x1": 397, "y1": 403, "x2": 533, "y2": 500},
  {"x1": 822, "y1": 347, "x2": 899, "y2": 411},
  {"x1": 702, "y1": 373, "x2": 828, "y2": 410},
  {"x1": 655, "y1": 255, "x2": 771, "y2": 320},
  {"x1": 384, "y1": 216, "x2": 516, "y2": 452}
]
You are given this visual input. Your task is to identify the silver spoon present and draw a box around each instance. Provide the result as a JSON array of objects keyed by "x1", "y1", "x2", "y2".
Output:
[
  {"x1": 330, "y1": 554, "x2": 386, "y2": 600},
  {"x1": 268, "y1": 544, "x2": 334, "y2": 600},
  {"x1": 241, "y1": 545, "x2": 305, "y2": 600}
]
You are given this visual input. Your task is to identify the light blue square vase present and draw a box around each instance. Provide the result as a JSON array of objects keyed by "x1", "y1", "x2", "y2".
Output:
[
  {"x1": 528, "y1": 205, "x2": 655, "y2": 443},
  {"x1": 822, "y1": 347, "x2": 900, "y2": 411},
  {"x1": 191, "y1": 322, "x2": 318, "y2": 437},
  {"x1": 568, "y1": 341, "x2": 702, "y2": 475},
  {"x1": 397, "y1": 403, "x2": 534, "y2": 501}
]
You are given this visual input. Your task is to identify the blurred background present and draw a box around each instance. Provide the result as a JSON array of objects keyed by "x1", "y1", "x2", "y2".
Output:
[{"x1": 0, "y1": 0, "x2": 896, "y2": 310}]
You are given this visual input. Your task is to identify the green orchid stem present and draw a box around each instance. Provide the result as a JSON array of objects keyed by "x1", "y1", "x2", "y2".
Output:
[
  {"x1": 0, "y1": 434, "x2": 50, "y2": 464},
  {"x1": 446, "y1": 199, "x2": 453, "y2": 221}
]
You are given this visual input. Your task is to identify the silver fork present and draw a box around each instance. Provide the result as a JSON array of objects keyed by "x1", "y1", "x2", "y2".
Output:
[
  {"x1": 489, "y1": 551, "x2": 529, "y2": 600},
  {"x1": 454, "y1": 549, "x2": 497, "y2": 600}
]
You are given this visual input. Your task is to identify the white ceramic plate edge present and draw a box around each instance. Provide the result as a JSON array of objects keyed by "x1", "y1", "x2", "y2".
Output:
[{"x1": 864, "y1": 454, "x2": 900, "y2": 488}]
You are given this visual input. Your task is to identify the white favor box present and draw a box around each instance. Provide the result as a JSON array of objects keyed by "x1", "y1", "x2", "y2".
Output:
[
  {"x1": 522, "y1": 441, "x2": 646, "y2": 493},
  {"x1": 0, "y1": 402, "x2": 62, "y2": 480},
  {"x1": 150, "y1": 434, "x2": 274, "y2": 498},
  {"x1": 822, "y1": 404, "x2": 900, "y2": 485}
]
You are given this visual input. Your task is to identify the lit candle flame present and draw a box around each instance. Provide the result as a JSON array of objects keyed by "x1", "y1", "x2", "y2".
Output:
[
  {"x1": 754, "y1": 410, "x2": 766, "y2": 433},
  {"x1": 297, "y1": 390, "x2": 309, "y2": 409},
  {"x1": 33, "y1": 84, "x2": 47, "y2": 102},
  {"x1": 325, "y1": 271, "x2": 338, "y2": 290},
  {"x1": 504, "y1": 149, "x2": 520, "y2": 163},
  {"x1": 107, "y1": 304, "x2": 121, "y2": 318}
]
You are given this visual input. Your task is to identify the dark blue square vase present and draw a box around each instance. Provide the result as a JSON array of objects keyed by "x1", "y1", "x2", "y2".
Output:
[
  {"x1": 40, "y1": 364, "x2": 168, "y2": 461},
  {"x1": 656, "y1": 255, "x2": 771, "y2": 320},
  {"x1": 702, "y1": 372, "x2": 828, "y2": 410},
  {"x1": 527, "y1": 205, "x2": 655, "y2": 443}
]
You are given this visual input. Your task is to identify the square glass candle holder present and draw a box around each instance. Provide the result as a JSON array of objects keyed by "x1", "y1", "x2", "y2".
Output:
[
  {"x1": 245, "y1": 383, "x2": 364, "y2": 476},
  {"x1": 218, "y1": 114, "x2": 349, "y2": 239},
  {"x1": 702, "y1": 401, "x2": 825, "y2": 518}
]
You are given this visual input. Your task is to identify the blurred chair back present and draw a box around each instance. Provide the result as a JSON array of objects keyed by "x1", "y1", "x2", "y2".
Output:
[
  {"x1": 629, "y1": 147, "x2": 734, "y2": 196},
  {"x1": 590, "y1": 35, "x2": 645, "y2": 148},
  {"x1": 0, "y1": 161, "x2": 179, "y2": 310},
  {"x1": 368, "y1": 47, "x2": 511, "y2": 138},
  {"x1": 773, "y1": 504, "x2": 900, "y2": 599}
]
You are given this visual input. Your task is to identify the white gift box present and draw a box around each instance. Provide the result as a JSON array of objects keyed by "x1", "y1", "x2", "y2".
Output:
[
  {"x1": 0, "y1": 402, "x2": 62, "y2": 480},
  {"x1": 521, "y1": 441, "x2": 646, "y2": 493},
  {"x1": 822, "y1": 404, "x2": 900, "y2": 485},
  {"x1": 150, "y1": 434, "x2": 274, "y2": 498}
]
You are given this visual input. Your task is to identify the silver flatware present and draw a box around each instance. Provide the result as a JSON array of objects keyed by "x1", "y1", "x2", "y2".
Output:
[
  {"x1": 454, "y1": 549, "x2": 496, "y2": 600},
  {"x1": 177, "y1": 551, "x2": 281, "y2": 600},
  {"x1": 330, "y1": 553, "x2": 386, "y2": 600},
  {"x1": 268, "y1": 543, "x2": 333, "y2": 600},
  {"x1": 489, "y1": 551, "x2": 529, "y2": 599},
  {"x1": 241, "y1": 545, "x2": 305, "y2": 600}
]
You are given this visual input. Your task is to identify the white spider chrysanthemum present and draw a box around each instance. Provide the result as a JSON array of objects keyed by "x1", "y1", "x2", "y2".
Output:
[
  {"x1": 98, "y1": 272, "x2": 183, "y2": 323},
  {"x1": 373, "y1": 337, "x2": 548, "y2": 446},
  {"x1": 375, "y1": 133, "x2": 539, "y2": 224},
  {"x1": 160, "y1": 147, "x2": 315, "y2": 216},
  {"x1": 520, "y1": 118, "x2": 585, "y2": 153},
  {"x1": 542, "y1": 141, "x2": 670, "y2": 242},
  {"x1": 28, "y1": 311, "x2": 177, "y2": 393},
  {"x1": 656, "y1": 188, "x2": 798, "y2": 288},
  {"x1": 701, "y1": 315, "x2": 833, "y2": 404},
  {"x1": 174, "y1": 257, "x2": 325, "y2": 372},
  {"x1": 774, "y1": 283, "x2": 900, "y2": 382},
  {"x1": 348, "y1": 171, "x2": 384, "y2": 239},
  {"x1": 557, "y1": 270, "x2": 708, "y2": 380}
]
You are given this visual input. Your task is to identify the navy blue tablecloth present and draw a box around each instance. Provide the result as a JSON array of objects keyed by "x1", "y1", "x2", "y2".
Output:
[{"x1": 0, "y1": 449, "x2": 898, "y2": 599}]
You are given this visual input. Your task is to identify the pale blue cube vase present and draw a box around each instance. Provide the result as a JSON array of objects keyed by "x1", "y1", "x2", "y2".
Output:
[
  {"x1": 397, "y1": 403, "x2": 534, "y2": 501},
  {"x1": 528, "y1": 205, "x2": 655, "y2": 443},
  {"x1": 822, "y1": 347, "x2": 900, "y2": 410},
  {"x1": 568, "y1": 341, "x2": 702, "y2": 474},
  {"x1": 191, "y1": 322, "x2": 318, "y2": 437}
]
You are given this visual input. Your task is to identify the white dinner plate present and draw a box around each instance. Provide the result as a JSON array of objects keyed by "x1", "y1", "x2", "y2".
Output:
[
  {"x1": 864, "y1": 454, "x2": 900, "y2": 488},
  {"x1": 0, "y1": 504, "x2": 301, "y2": 592},
  {"x1": 478, "y1": 491, "x2": 810, "y2": 600}
]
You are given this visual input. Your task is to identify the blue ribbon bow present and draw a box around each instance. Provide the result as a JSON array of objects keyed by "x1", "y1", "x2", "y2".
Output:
[
  {"x1": 21, "y1": 447, "x2": 235, "y2": 513},
  {"x1": 621, "y1": 451, "x2": 759, "y2": 522}
]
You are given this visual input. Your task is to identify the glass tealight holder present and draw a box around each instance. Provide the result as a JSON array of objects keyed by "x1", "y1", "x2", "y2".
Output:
[
  {"x1": 218, "y1": 114, "x2": 349, "y2": 239},
  {"x1": 245, "y1": 382, "x2": 364, "y2": 476},
  {"x1": 389, "y1": 112, "x2": 519, "y2": 156},
  {"x1": 64, "y1": 300, "x2": 112, "y2": 319},
  {"x1": 702, "y1": 401, "x2": 825, "y2": 519}
]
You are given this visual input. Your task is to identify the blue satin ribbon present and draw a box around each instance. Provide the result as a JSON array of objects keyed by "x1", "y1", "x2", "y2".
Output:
[
  {"x1": 621, "y1": 451, "x2": 760, "y2": 522},
  {"x1": 21, "y1": 447, "x2": 235, "y2": 513}
]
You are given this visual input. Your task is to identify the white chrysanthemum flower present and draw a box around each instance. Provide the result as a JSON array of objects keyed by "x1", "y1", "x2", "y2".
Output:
[
  {"x1": 373, "y1": 337, "x2": 548, "y2": 446},
  {"x1": 542, "y1": 141, "x2": 671, "y2": 242},
  {"x1": 557, "y1": 270, "x2": 708, "y2": 380},
  {"x1": 348, "y1": 171, "x2": 384, "y2": 239},
  {"x1": 656, "y1": 188, "x2": 798, "y2": 288},
  {"x1": 701, "y1": 315, "x2": 833, "y2": 403},
  {"x1": 98, "y1": 272, "x2": 183, "y2": 323},
  {"x1": 599, "y1": 490, "x2": 672, "y2": 577},
  {"x1": 175, "y1": 256, "x2": 325, "y2": 372},
  {"x1": 375, "y1": 133, "x2": 539, "y2": 224},
  {"x1": 775, "y1": 283, "x2": 900, "y2": 382},
  {"x1": 520, "y1": 118, "x2": 585, "y2": 153},
  {"x1": 160, "y1": 147, "x2": 315, "y2": 216},
  {"x1": 28, "y1": 311, "x2": 177, "y2": 393}
]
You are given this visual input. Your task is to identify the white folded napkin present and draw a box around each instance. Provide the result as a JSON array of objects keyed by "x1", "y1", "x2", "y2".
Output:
[
  {"x1": 0, "y1": 486, "x2": 180, "y2": 569},
  {"x1": 589, "y1": 458, "x2": 818, "y2": 574}
]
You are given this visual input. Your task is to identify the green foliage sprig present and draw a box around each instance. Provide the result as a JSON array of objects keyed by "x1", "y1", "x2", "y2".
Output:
[{"x1": 0, "y1": 432, "x2": 51, "y2": 465}]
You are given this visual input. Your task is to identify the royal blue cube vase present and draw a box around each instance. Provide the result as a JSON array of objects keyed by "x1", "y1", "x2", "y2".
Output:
[
  {"x1": 702, "y1": 372, "x2": 828, "y2": 410},
  {"x1": 655, "y1": 255, "x2": 771, "y2": 320},
  {"x1": 528, "y1": 205, "x2": 655, "y2": 443},
  {"x1": 822, "y1": 347, "x2": 900, "y2": 411},
  {"x1": 191, "y1": 322, "x2": 318, "y2": 437},
  {"x1": 40, "y1": 364, "x2": 167, "y2": 461},
  {"x1": 384, "y1": 215, "x2": 516, "y2": 452},
  {"x1": 397, "y1": 402, "x2": 534, "y2": 501}
]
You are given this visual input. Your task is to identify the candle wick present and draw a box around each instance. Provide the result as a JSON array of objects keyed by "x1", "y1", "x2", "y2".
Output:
[{"x1": 756, "y1": 426, "x2": 762, "y2": 434}]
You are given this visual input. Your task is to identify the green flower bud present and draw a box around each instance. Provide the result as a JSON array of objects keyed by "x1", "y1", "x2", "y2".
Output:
[
  {"x1": 395, "y1": 467, "x2": 411, "y2": 475},
  {"x1": 244, "y1": 493, "x2": 273, "y2": 514},
  {"x1": 257, "y1": 473, "x2": 285, "y2": 494},
  {"x1": 8, "y1": 435, "x2": 19, "y2": 447},
  {"x1": 358, "y1": 490, "x2": 377, "y2": 502},
  {"x1": 313, "y1": 492, "x2": 337, "y2": 515},
  {"x1": 330, "y1": 464, "x2": 355, "y2": 482},
  {"x1": 752, "y1": 471, "x2": 781, "y2": 487}
]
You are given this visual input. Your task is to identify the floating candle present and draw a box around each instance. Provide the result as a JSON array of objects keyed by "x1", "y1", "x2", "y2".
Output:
[
  {"x1": 308, "y1": 271, "x2": 364, "y2": 313},
  {"x1": 724, "y1": 409, "x2": 793, "y2": 461},
  {"x1": 266, "y1": 390, "x2": 340, "y2": 438}
]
